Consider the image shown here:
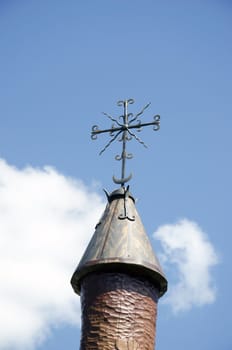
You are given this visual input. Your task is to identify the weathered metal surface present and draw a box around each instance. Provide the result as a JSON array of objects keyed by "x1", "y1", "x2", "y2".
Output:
[
  {"x1": 91, "y1": 99, "x2": 160, "y2": 186},
  {"x1": 80, "y1": 272, "x2": 158, "y2": 350},
  {"x1": 71, "y1": 187, "x2": 167, "y2": 297}
]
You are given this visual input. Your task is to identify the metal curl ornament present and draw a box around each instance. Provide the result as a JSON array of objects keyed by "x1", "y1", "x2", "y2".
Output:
[
  {"x1": 153, "y1": 115, "x2": 160, "y2": 131},
  {"x1": 91, "y1": 125, "x2": 99, "y2": 139}
]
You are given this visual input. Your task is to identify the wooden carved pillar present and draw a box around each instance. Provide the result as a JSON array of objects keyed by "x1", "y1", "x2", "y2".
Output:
[{"x1": 80, "y1": 273, "x2": 158, "y2": 350}]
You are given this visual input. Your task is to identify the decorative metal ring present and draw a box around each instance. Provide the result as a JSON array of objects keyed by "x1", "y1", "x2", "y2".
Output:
[
  {"x1": 115, "y1": 154, "x2": 122, "y2": 161},
  {"x1": 153, "y1": 115, "x2": 160, "y2": 131},
  {"x1": 126, "y1": 153, "x2": 133, "y2": 159},
  {"x1": 91, "y1": 125, "x2": 99, "y2": 139},
  {"x1": 117, "y1": 100, "x2": 124, "y2": 107},
  {"x1": 118, "y1": 214, "x2": 135, "y2": 221},
  {"x1": 117, "y1": 99, "x2": 134, "y2": 107}
]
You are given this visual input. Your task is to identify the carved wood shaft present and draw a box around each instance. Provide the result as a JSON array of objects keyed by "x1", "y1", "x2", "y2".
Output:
[{"x1": 80, "y1": 273, "x2": 158, "y2": 350}]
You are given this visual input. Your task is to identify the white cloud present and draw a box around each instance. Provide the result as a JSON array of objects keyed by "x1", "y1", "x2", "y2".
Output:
[
  {"x1": 0, "y1": 159, "x2": 105, "y2": 349},
  {"x1": 154, "y1": 219, "x2": 219, "y2": 313}
]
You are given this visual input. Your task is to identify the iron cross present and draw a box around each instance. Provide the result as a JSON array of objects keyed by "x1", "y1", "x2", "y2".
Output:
[{"x1": 91, "y1": 99, "x2": 160, "y2": 187}]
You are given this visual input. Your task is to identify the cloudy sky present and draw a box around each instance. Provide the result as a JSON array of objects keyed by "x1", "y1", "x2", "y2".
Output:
[{"x1": 0, "y1": 1, "x2": 231, "y2": 349}]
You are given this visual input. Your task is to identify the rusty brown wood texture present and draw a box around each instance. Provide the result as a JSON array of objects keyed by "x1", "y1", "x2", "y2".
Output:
[{"x1": 80, "y1": 272, "x2": 158, "y2": 350}]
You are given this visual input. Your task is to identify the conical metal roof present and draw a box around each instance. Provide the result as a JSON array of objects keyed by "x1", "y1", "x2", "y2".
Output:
[{"x1": 71, "y1": 187, "x2": 167, "y2": 297}]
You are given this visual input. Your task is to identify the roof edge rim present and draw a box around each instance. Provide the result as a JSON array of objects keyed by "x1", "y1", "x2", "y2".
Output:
[{"x1": 71, "y1": 260, "x2": 167, "y2": 297}]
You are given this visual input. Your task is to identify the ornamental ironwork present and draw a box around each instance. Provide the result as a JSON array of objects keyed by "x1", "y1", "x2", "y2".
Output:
[{"x1": 91, "y1": 99, "x2": 160, "y2": 186}]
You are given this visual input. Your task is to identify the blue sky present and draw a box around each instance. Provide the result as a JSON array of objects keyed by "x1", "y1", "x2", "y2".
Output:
[{"x1": 0, "y1": 1, "x2": 231, "y2": 349}]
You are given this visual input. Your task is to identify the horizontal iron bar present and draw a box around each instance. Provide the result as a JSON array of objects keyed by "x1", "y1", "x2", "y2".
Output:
[{"x1": 92, "y1": 120, "x2": 159, "y2": 135}]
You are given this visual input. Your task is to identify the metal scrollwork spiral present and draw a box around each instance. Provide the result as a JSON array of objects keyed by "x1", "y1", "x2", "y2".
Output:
[
  {"x1": 91, "y1": 125, "x2": 99, "y2": 139},
  {"x1": 126, "y1": 153, "x2": 133, "y2": 159},
  {"x1": 153, "y1": 115, "x2": 160, "y2": 131},
  {"x1": 115, "y1": 154, "x2": 122, "y2": 161}
]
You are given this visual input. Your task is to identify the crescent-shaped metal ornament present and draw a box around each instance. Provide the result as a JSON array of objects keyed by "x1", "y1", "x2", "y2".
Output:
[{"x1": 112, "y1": 173, "x2": 133, "y2": 185}]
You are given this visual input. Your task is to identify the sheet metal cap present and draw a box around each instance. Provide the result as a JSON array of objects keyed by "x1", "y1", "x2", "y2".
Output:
[{"x1": 71, "y1": 187, "x2": 167, "y2": 297}]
